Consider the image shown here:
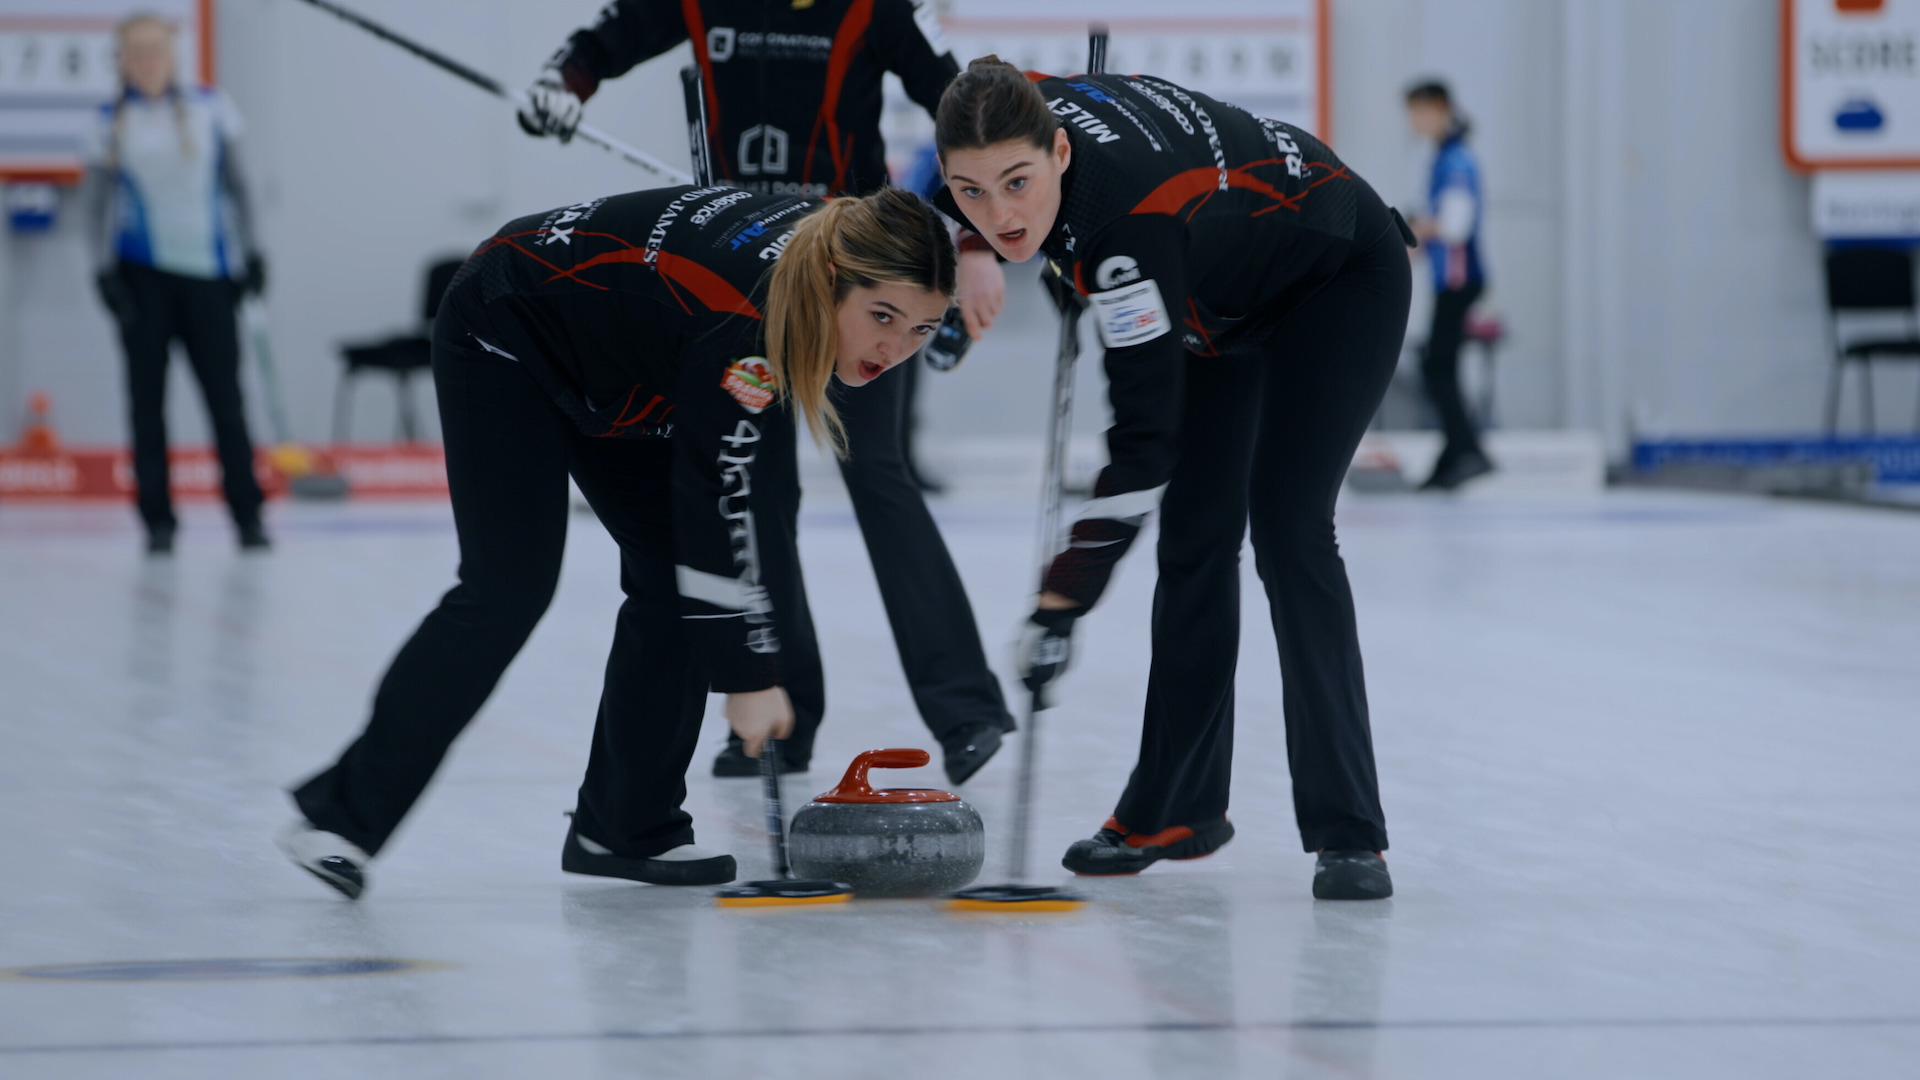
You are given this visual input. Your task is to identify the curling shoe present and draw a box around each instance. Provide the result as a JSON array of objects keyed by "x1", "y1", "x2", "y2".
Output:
[
  {"x1": 277, "y1": 819, "x2": 369, "y2": 899},
  {"x1": 1062, "y1": 816, "x2": 1235, "y2": 876},
  {"x1": 1313, "y1": 850, "x2": 1393, "y2": 900},
  {"x1": 711, "y1": 736, "x2": 809, "y2": 778},
  {"x1": 941, "y1": 721, "x2": 1004, "y2": 786},
  {"x1": 237, "y1": 518, "x2": 271, "y2": 552},
  {"x1": 560, "y1": 825, "x2": 737, "y2": 886},
  {"x1": 1419, "y1": 449, "x2": 1495, "y2": 492}
]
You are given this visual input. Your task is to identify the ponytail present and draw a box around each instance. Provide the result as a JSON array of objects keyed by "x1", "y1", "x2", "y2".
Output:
[{"x1": 765, "y1": 187, "x2": 955, "y2": 455}]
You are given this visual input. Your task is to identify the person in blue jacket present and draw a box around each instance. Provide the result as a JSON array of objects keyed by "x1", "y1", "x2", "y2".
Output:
[{"x1": 1406, "y1": 79, "x2": 1493, "y2": 491}]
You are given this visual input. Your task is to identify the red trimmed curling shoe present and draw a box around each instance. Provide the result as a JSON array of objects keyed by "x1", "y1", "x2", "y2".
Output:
[{"x1": 1061, "y1": 816, "x2": 1235, "y2": 876}]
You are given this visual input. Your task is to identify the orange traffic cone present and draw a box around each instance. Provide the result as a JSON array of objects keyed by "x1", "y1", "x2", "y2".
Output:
[{"x1": 19, "y1": 391, "x2": 59, "y2": 455}]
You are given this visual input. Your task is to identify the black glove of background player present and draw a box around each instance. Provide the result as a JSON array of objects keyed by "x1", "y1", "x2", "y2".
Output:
[
  {"x1": 95, "y1": 269, "x2": 136, "y2": 331},
  {"x1": 241, "y1": 253, "x2": 267, "y2": 297}
]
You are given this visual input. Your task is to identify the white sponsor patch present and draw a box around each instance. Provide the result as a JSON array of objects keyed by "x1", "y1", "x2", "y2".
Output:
[
  {"x1": 1089, "y1": 279, "x2": 1172, "y2": 349},
  {"x1": 910, "y1": 0, "x2": 951, "y2": 57},
  {"x1": 1095, "y1": 255, "x2": 1142, "y2": 289}
]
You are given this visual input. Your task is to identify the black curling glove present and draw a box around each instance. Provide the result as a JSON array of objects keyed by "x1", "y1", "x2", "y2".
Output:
[{"x1": 95, "y1": 270, "x2": 136, "y2": 330}]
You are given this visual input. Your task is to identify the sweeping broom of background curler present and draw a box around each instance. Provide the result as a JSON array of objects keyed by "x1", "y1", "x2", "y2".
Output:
[
  {"x1": 945, "y1": 24, "x2": 1109, "y2": 916},
  {"x1": 242, "y1": 297, "x2": 349, "y2": 500},
  {"x1": 715, "y1": 738, "x2": 854, "y2": 907},
  {"x1": 293, "y1": 0, "x2": 693, "y2": 185}
]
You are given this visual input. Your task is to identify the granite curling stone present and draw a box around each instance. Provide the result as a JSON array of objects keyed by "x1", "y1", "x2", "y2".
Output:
[{"x1": 786, "y1": 749, "x2": 986, "y2": 898}]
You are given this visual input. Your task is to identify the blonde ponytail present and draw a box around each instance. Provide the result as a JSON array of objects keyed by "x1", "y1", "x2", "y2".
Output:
[{"x1": 765, "y1": 187, "x2": 956, "y2": 456}]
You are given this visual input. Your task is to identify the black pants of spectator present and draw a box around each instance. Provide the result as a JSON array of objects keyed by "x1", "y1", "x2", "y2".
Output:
[
  {"x1": 1112, "y1": 196, "x2": 1411, "y2": 854},
  {"x1": 1420, "y1": 280, "x2": 1487, "y2": 469},
  {"x1": 810, "y1": 354, "x2": 1013, "y2": 747},
  {"x1": 115, "y1": 262, "x2": 264, "y2": 535},
  {"x1": 292, "y1": 314, "x2": 766, "y2": 858}
]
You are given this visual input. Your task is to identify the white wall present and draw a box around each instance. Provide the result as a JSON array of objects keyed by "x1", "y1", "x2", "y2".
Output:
[
  {"x1": 3, "y1": 0, "x2": 696, "y2": 446},
  {"x1": 0, "y1": 0, "x2": 1850, "y2": 456}
]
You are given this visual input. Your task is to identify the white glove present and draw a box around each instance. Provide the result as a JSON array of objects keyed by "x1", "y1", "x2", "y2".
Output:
[
  {"x1": 517, "y1": 67, "x2": 584, "y2": 142},
  {"x1": 1013, "y1": 608, "x2": 1077, "y2": 705}
]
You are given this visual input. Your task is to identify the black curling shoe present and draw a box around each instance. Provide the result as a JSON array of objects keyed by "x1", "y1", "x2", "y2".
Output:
[
  {"x1": 560, "y1": 825, "x2": 737, "y2": 886},
  {"x1": 941, "y1": 722, "x2": 1004, "y2": 786},
  {"x1": 1313, "y1": 850, "x2": 1394, "y2": 900},
  {"x1": 238, "y1": 519, "x2": 271, "y2": 551},
  {"x1": 711, "y1": 737, "x2": 809, "y2": 777},
  {"x1": 1062, "y1": 816, "x2": 1235, "y2": 876},
  {"x1": 1420, "y1": 449, "x2": 1495, "y2": 492},
  {"x1": 146, "y1": 524, "x2": 176, "y2": 556}
]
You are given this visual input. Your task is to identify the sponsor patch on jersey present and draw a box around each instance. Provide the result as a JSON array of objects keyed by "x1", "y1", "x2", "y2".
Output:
[
  {"x1": 1089, "y1": 279, "x2": 1171, "y2": 349},
  {"x1": 721, "y1": 357, "x2": 777, "y2": 413},
  {"x1": 1095, "y1": 255, "x2": 1143, "y2": 289}
]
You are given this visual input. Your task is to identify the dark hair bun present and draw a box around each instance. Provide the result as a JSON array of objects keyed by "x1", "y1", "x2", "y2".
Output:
[
  {"x1": 968, "y1": 54, "x2": 1016, "y2": 73},
  {"x1": 938, "y1": 54, "x2": 1058, "y2": 154}
]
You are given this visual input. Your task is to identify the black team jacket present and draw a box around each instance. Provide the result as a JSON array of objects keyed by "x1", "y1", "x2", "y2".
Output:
[
  {"x1": 551, "y1": 0, "x2": 958, "y2": 197},
  {"x1": 444, "y1": 186, "x2": 828, "y2": 691},
  {"x1": 934, "y1": 72, "x2": 1378, "y2": 611}
]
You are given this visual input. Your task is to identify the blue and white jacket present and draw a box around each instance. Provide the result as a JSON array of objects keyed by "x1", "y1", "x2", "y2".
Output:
[
  {"x1": 1425, "y1": 129, "x2": 1485, "y2": 293},
  {"x1": 86, "y1": 84, "x2": 257, "y2": 280}
]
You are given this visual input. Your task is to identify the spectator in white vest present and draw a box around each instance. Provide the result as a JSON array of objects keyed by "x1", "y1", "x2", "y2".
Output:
[{"x1": 85, "y1": 13, "x2": 268, "y2": 554}]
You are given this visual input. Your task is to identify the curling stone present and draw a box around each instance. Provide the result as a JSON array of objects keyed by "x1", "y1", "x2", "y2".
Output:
[{"x1": 787, "y1": 749, "x2": 985, "y2": 898}]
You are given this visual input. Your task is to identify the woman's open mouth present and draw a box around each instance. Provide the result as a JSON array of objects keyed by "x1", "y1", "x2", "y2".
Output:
[
  {"x1": 858, "y1": 360, "x2": 886, "y2": 381},
  {"x1": 997, "y1": 228, "x2": 1026, "y2": 244}
]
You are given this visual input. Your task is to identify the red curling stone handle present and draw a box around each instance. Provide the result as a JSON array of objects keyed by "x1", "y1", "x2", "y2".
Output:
[{"x1": 814, "y1": 748, "x2": 957, "y2": 804}]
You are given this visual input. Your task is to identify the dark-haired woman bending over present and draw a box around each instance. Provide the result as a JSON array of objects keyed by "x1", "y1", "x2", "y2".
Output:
[{"x1": 934, "y1": 58, "x2": 1411, "y2": 900}]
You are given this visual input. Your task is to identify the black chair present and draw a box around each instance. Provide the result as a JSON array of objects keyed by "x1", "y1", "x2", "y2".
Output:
[
  {"x1": 1824, "y1": 247, "x2": 1920, "y2": 433},
  {"x1": 333, "y1": 258, "x2": 464, "y2": 443}
]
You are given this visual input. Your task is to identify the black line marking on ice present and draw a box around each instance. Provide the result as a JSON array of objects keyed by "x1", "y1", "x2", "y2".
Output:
[
  {"x1": 3, "y1": 1015, "x2": 1918, "y2": 1056},
  {"x1": 0, "y1": 958, "x2": 452, "y2": 983}
]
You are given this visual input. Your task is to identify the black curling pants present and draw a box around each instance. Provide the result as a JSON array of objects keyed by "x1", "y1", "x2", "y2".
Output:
[
  {"x1": 1420, "y1": 280, "x2": 1486, "y2": 468},
  {"x1": 292, "y1": 314, "x2": 789, "y2": 858},
  {"x1": 115, "y1": 262, "x2": 264, "y2": 533},
  {"x1": 1112, "y1": 206, "x2": 1411, "y2": 854},
  {"x1": 819, "y1": 356, "x2": 1013, "y2": 744}
]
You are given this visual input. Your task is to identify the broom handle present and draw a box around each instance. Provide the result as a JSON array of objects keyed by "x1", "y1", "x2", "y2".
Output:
[
  {"x1": 295, "y1": 0, "x2": 693, "y2": 184},
  {"x1": 1004, "y1": 24, "x2": 1108, "y2": 886},
  {"x1": 761, "y1": 738, "x2": 790, "y2": 879}
]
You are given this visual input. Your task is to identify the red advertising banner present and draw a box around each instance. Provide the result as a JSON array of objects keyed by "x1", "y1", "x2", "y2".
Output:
[{"x1": 0, "y1": 444, "x2": 448, "y2": 501}]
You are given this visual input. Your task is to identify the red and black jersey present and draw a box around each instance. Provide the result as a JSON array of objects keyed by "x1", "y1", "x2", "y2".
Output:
[
  {"x1": 554, "y1": 0, "x2": 958, "y2": 197},
  {"x1": 443, "y1": 185, "x2": 825, "y2": 691},
  {"x1": 935, "y1": 73, "x2": 1377, "y2": 611}
]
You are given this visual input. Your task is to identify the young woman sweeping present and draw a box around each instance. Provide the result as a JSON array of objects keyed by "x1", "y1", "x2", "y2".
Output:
[
  {"x1": 279, "y1": 186, "x2": 954, "y2": 898},
  {"x1": 934, "y1": 58, "x2": 1412, "y2": 900}
]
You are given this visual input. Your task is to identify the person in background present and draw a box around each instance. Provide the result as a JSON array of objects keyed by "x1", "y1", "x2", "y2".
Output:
[
  {"x1": 85, "y1": 13, "x2": 270, "y2": 553},
  {"x1": 1405, "y1": 79, "x2": 1494, "y2": 491},
  {"x1": 518, "y1": 0, "x2": 1014, "y2": 786}
]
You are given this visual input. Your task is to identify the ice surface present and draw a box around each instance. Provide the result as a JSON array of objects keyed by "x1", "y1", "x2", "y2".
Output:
[{"x1": 1, "y1": 482, "x2": 1917, "y2": 1078}]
